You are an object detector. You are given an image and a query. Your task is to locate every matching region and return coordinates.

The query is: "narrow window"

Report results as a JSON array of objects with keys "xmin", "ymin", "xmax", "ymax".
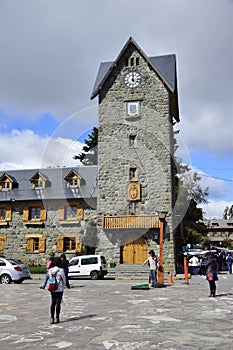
[
  {"xmin": 128, "ymin": 201, "xmax": 140, "ymax": 215},
  {"xmin": 129, "ymin": 135, "xmax": 136, "ymax": 147},
  {"xmin": 130, "ymin": 167, "xmax": 137, "ymax": 180},
  {"xmin": 136, "ymin": 57, "xmax": 140, "ymax": 66},
  {"xmin": 2, "ymin": 182, "xmax": 10, "ymax": 189},
  {"xmin": 0, "ymin": 208, "xmax": 6, "ymax": 220},
  {"xmin": 130, "ymin": 57, "xmax": 134, "ymax": 66},
  {"xmin": 33, "ymin": 238, "xmax": 40, "ymax": 251}
]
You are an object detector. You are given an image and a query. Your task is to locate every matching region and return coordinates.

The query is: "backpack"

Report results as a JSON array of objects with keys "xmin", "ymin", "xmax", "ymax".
[{"xmin": 48, "ymin": 271, "xmax": 58, "ymax": 292}]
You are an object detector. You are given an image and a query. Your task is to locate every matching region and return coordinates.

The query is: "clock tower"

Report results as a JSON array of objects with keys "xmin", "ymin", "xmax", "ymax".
[{"xmin": 91, "ymin": 37, "xmax": 180, "ymax": 271}]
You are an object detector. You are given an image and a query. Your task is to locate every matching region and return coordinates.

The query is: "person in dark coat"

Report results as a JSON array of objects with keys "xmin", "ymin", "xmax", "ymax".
[
  {"xmin": 205, "ymin": 256, "xmax": 218, "ymax": 297},
  {"xmin": 60, "ymin": 253, "xmax": 70, "ymax": 289}
]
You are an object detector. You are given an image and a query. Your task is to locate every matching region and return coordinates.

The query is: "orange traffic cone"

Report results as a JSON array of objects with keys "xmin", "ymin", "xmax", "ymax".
[{"xmin": 168, "ymin": 270, "xmax": 173, "ymax": 284}]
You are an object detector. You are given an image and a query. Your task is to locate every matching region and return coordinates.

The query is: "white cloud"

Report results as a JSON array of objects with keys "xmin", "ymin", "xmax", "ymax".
[
  {"xmin": 0, "ymin": 129, "xmax": 83, "ymax": 170},
  {"xmin": 201, "ymin": 200, "xmax": 232, "ymax": 219}
]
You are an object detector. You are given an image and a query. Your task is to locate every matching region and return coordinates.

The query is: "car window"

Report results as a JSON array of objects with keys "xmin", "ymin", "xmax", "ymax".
[
  {"xmin": 69, "ymin": 258, "xmax": 79, "ymax": 266},
  {"xmin": 81, "ymin": 257, "xmax": 98, "ymax": 265},
  {"xmin": 6, "ymin": 259, "xmax": 21, "ymax": 265},
  {"xmin": 0, "ymin": 260, "xmax": 6, "ymax": 266}
]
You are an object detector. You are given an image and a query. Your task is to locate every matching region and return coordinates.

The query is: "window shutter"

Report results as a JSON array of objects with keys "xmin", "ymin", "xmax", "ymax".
[
  {"xmin": 0, "ymin": 237, "xmax": 5, "ymax": 252},
  {"xmin": 40, "ymin": 207, "xmax": 46, "ymax": 221},
  {"xmin": 76, "ymin": 202, "xmax": 83, "ymax": 220},
  {"xmin": 5, "ymin": 207, "xmax": 12, "ymax": 221},
  {"xmin": 38, "ymin": 237, "xmax": 46, "ymax": 252},
  {"xmin": 75, "ymin": 237, "xmax": 82, "ymax": 253},
  {"xmin": 57, "ymin": 237, "xmax": 64, "ymax": 252},
  {"xmin": 26, "ymin": 238, "xmax": 34, "ymax": 252},
  {"xmin": 23, "ymin": 207, "xmax": 29, "ymax": 221},
  {"xmin": 58, "ymin": 206, "xmax": 65, "ymax": 220}
]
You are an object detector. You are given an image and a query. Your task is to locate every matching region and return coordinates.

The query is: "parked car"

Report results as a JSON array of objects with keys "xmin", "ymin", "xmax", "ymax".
[
  {"xmin": 68, "ymin": 255, "xmax": 108, "ymax": 280},
  {"xmin": 0, "ymin": 257, "xmax": 31, "ymax": 284}
]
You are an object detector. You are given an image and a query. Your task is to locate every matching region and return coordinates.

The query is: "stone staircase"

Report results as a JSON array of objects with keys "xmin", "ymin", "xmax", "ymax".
[{"xmin": 107, "ymin": 264, "xmax": 157, "ymax": 280}]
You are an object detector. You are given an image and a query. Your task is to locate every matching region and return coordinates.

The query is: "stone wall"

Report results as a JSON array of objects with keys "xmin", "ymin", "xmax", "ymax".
[{"xmin": 0, "ymin": 200, "xmax": 96, "ymax": 265}]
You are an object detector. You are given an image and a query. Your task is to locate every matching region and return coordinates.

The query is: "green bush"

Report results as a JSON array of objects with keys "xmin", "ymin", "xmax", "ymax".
[{"xmin": 29, "ymin": 266, "xmax": 46, "ymax": 274}]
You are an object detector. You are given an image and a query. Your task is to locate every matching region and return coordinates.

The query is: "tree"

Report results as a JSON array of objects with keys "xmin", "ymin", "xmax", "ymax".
[
  {"xmin": 175, "ymin": 163, "xmax": 209, "ymax": 251},
  {"xmin": 223, "ymin": 205, "xmax": 233, "ymax": 219},
  {"xmin": 73, "ymin": 127, "xmax": 98, "ymax": 165}
]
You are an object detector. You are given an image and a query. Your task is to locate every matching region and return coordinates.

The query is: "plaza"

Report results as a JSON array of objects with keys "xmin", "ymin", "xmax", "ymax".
[{"xmin": 0, "ymin": 273, "xmax": 233, "ymax": 349}]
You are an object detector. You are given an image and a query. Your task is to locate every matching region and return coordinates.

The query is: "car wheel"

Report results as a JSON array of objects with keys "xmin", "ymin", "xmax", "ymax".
[
  {"xmin": 90, "ymin": 271, "xmax": 99, "ymax": 280},
  {"xmin": 0, "ymin": 274, "xmax": 12, "ymax": 284}
]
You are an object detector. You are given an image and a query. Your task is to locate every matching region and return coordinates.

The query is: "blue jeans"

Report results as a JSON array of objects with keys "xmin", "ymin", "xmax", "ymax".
[
  {"xmin": 227, "ymin": 263, "xmax": 232, "ymax": 274},
  {"xmin": 41, "ymin": 273, "xmax": 49, "ymax": 288},
  {"xmin": 149, "ymin": 269, "xmax": 157, "ymax": 287},
  {"xmin": 192, "ymin": 266, "xmax": 199, "ymax": 276}
]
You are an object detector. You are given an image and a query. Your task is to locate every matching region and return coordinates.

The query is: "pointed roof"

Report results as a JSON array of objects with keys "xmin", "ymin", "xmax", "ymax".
[
  {"xmin": 90, "ymin": 37, "xmax": 178, "ymax": 99},
  {"xmin": 64, "ymin": 169, "xmax": 82, "ymax": 181},
  {"xmin": 0, "ymin": 172, "xmax": 18, "ymax": 184},
  {"xmin": 29, "ymin": 171, "xmax": 49, "ymax": 183}
]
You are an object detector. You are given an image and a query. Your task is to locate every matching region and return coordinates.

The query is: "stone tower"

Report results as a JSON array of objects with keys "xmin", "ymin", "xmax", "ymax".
[{"xmin": 91, "ymin": 38, "xmax": 180, "ymax": 272}]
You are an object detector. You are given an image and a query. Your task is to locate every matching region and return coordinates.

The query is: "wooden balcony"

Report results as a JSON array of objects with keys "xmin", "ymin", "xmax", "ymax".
[{"xmin": 102, "ymin": 215, "xmax": 160, "ymax": 229}]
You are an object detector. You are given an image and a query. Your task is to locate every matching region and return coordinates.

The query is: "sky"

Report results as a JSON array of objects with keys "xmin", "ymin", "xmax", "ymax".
[{"xmin": 0, "ymin": 0, "xmax": 232, "ymax": 219}]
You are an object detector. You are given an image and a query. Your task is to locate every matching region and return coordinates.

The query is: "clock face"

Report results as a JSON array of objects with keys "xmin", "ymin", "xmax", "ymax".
[{"xmin": 124, "ymin": 71, "xmax": 142, "ymax": 88}]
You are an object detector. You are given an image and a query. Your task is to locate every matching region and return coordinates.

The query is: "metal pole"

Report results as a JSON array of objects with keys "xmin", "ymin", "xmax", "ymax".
[
  {"xmin": 158, "ymin": 219, "xmax": 164, "ymax": 284},
  {"xmin": 184, "ymin": 253, "xmax": 189, "ymax": 284}
]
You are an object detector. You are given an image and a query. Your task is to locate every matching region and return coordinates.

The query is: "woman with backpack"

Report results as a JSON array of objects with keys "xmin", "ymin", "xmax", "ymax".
[
  {"xmin": 48, "ymin": 257, "xmax": 66, "ymax": 324},
  {"xmin": 205, "ymin": 255, "xmax": 218, "ymax": 297}
]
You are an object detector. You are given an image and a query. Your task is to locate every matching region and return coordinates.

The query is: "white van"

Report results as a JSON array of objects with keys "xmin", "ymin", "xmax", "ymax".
[{"xmin": 68, "ymin": 255, "xmax": 108, "ymax": 280}]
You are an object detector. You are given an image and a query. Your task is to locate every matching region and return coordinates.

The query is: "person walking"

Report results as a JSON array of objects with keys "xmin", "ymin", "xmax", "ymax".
[
  {"xmin": 189, "ymin": 255, "xmax": 199, "ymax": 276},
  {"xmin": 48, "ymin": 257, "xmax": 66, "ymax": 324},
  {"xmin": 60, "ymin": 253, "xmax": 70, "ymax": 289},
  {"xmin": 40, "ymin": 253, "xmax": 54, "ymax": 289},
  {"xmin": 143, "ymin": 250, "xmax": 158, "ymax": 287},
  {"xmin": 226, "ymin": 253, "xmax": 233, "ymax": 274},
  {"xmin": 205, "ymin": 256, "xmax": 218, "ymax": 297}
]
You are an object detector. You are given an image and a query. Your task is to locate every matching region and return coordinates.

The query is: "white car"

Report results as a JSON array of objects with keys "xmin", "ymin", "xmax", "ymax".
[
  {"xmin": 0, "ymin": 257, "xmax": 31, "ymax": 284},
  {"xmin": 68, "ymin": 255, "xmax": 108, "ymax": 280}
]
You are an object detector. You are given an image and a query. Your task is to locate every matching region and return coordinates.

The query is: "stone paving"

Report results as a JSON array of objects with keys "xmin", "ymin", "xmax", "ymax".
[{"xmin": 0, "ymin": 274, "xmax": 233, "ymax": 350}]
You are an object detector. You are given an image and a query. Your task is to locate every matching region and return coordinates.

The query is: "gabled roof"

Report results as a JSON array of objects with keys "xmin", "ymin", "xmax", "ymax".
[
  {"xmin": 0, "ymin": 172, "xmax": 18, "ymax": 184},
  {"xmin": 91, "ymin": 37, "xmax": 177, "ymax": 99},
  {"xmin": 0, "ymin": 166, "xmax": 97, "ymax": 202},
  {"xmin": 64, "ymin": 169, "xmax": 82, "ymax": 181},
  {"xmin": 29, "ymin": 171, "xmax": 50, "ymax": 183}
]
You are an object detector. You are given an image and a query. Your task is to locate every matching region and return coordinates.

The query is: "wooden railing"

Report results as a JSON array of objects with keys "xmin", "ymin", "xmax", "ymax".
[{"xmin": 102, "ymin": 215, "xmax": 160, "ymax": 229}]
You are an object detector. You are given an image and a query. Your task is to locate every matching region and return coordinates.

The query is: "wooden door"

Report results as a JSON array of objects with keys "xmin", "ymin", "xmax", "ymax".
[{"xmin": 122, "ymin": 237, "xmax": 148, "ymax": 264}]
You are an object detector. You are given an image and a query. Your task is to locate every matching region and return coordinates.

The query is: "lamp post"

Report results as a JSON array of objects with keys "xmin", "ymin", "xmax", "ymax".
[{"xmin": 158, "ymin": 211, "xmax": 167, "ymax": 285}]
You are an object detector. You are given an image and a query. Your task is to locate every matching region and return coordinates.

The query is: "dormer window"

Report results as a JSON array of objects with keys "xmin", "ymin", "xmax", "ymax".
[
  {"xmin": 68, "ymin": 179, "xmax": 79, "ymax": 188},
  {"xmin": 0, "ymin": 173, "xmax": 17, "ymax": 191},
  {"xmin": 30, "ymin": 172, "xmax": 48, "ymax": 190},
  {"xmin": 65, "ymin": 170, "xmax": 81, "ymax": 189},
  {"xmin": 35, "ymin": 180, "xmax": 44, "ymax": 188}
]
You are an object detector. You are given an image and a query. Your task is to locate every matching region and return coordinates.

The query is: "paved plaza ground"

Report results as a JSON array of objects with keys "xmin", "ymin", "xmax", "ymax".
[{"xmin": 0, "ymin": 273, "xmax": 233, "ymax": 350}]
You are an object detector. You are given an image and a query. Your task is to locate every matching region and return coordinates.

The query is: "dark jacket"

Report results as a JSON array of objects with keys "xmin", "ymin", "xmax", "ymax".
[{"xmin": 205, "ymin": 258, "xmax": 218, "ymax": 281}]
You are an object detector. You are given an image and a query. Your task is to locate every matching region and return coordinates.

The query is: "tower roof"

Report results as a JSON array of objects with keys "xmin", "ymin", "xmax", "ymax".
[{"xmin": 91, "ymin": 37, "xmax": 178, "ymax": 100}]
